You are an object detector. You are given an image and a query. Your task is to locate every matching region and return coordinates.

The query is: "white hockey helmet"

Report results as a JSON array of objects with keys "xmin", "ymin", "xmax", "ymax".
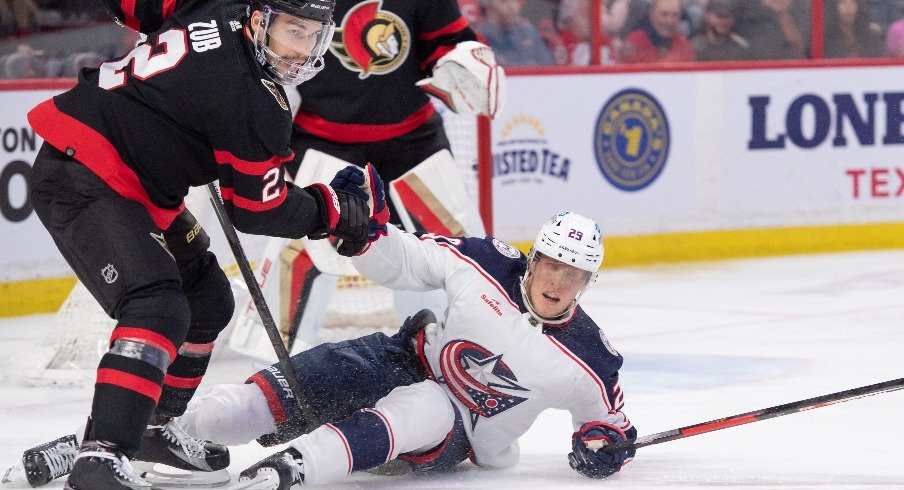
[
  {"xmin": 521, "ymin": 211, "xmax": 604, "ymax": 324},
  {"xmin": 531, "ymin": 211, "xmax": 604, "ymax": 274},
  {"xmin": 250, "ymin": 0, "xmax": 336, "ymax": 86}
]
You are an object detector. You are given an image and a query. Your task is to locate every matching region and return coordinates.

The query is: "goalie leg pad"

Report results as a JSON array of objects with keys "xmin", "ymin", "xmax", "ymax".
[{"xmin": 389, "ymin": 149, "xmax": 486, "ymax": 236}]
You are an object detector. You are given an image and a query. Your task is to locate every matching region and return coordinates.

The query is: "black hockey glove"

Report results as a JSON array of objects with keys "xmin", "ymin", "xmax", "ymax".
[
  {"xmin": 303, "ymin": 183, "xmax": 369, "ymax": 257},
  {"xmin": 329, "ymin": 164, "xmax": 390, "ymax": 243},
  {"xmin": 568, "ymin": 422, "xmax": 629, "ymax": 479}
]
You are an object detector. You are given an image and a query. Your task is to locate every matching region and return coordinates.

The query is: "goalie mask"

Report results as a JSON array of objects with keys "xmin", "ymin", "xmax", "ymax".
[
  {"xmin": 520, "ymin": 212, "xmax": 604, "ymax": 324},
  {"xmin": 250, "ymin": 0, "xmax": 336, "ymax": 86}
]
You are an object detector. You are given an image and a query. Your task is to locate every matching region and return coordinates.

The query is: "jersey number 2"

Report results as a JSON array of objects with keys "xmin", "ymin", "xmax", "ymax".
[{"xmin": 99, "ymin": 29, "xmax": 189, "ymax": 90}]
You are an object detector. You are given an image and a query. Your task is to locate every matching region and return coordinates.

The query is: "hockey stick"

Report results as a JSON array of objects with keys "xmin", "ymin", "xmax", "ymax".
[
  {"xmin": 206, "ymin": 183, "xmax": 321, "ymax": 428},
  {"xmin": 601, "ymin": 377, "xmax": 904, "ymax": 454}
]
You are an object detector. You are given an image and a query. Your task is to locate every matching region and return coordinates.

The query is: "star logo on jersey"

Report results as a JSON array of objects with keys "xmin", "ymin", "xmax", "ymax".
[
  {"xmin": 439, "ymin": 340, "xmax": 529, "ymax": 429},
  {"xmin": 330, "ymin": 0, "xmax": 410, "ymax": 78}
]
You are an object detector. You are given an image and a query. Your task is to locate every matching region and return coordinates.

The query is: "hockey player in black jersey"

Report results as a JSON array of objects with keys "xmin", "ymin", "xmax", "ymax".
[
  {"xmin": 25, "ymin": 0, "xmax": 370, "ymax": 488},
  {"xmin": 246, "ymin": 0, "xmax": 507, "ymax": 361}
]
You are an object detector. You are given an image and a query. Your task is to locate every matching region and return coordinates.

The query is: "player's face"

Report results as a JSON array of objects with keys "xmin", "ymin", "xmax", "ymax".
[
  {"xmin": 259, "ymin": 12, "xmax": 324, "ymax": 63},
  {"xmin": 527, "ymin": 254, "xmax": 591, "ymax": 319},
  {"xmin": 837, "ymin": 0, "xmax": 858, "ymax": 26}
]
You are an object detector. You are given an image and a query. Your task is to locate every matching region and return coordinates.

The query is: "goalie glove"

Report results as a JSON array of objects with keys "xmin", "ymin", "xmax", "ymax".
[
  {"xmin": 416, "ymin": 41, "xmax": 505, "ymax": 118},
  {"xmin": 567, "ymin": 422, "xmax": 629, "ymax": 479}
]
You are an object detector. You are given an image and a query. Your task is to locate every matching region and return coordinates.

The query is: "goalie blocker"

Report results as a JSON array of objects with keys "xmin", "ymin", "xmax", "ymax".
[{"xmin": 228, "ymin": 149, "xmax": 485, "ymax": 360}]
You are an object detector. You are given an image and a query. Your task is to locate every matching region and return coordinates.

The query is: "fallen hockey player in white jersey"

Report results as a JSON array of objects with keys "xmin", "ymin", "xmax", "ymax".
[{"xmin": 176, "ymin": 165, "xmax": 637, "ymax": 488}]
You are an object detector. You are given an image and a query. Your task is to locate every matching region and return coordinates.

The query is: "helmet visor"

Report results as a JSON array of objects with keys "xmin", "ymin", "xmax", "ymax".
[
  {"xmin": 531, "ymin": 253, "xmax": 593, "ymax": 293},
  {"xmin": 255, "ymin": 7, "xmax": 335, "ymax": 85}
]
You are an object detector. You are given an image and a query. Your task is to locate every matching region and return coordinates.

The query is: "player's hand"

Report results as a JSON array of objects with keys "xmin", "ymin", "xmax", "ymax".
[
  {"xmin": 304, "ymin": 183, "xmax": 369, "ymax": 256},
  {"xmin": 567, "ymin": 422, "xmax": 629, "ymax": 479},
  {"xmin": 330, "ymin": 164, "xmax": 389, "ymax": 243}
]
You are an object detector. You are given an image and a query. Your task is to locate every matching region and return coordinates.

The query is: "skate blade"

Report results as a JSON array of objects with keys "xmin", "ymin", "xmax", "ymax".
[
  {"xmin": 135, "ymin": 463, "xmax": 231, "ymax": 488},
  {"xmin": 223, "ymin": 472, "xmax": 282, "ymax": 490},
  {"xmin": 1, "ymin": 463, "xmax": 26, "ymax": 485}
]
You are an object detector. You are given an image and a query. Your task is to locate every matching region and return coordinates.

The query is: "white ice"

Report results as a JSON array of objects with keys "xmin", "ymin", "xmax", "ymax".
[{"xmin": 2, "ymin": 250, "xmax": 903, "ymax": 488}]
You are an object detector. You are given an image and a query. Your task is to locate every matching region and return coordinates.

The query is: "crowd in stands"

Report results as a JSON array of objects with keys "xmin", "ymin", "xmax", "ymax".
[
  {"xmin": 465, "ymin": 0, "xmax": 904, "ymax": 66},
  {"xmin": 3, "ymin": 0, "xmax": 904, "ymax": 78},
  {"xmin": 0, "ymin": 0, "xmax": 121, "ymax": 78}
]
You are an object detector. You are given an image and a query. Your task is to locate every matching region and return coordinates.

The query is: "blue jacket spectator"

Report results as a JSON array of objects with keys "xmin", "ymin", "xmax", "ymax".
[{"xmin": 475, "ymin": 0, "xmax": 554, "ymax": 66}]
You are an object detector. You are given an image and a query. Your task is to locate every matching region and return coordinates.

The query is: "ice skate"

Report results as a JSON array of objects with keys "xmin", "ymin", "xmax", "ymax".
[
  {"xmin": 132, "ymin": 418, "xmax": 231, "ymax": 487},
  {"xmin": 64, "ymin": 440, "xmax": 151, "ymax": 490},
  {"xmin": 1, "ymin": 434, "xmax": 78, "ymax": 487},
  {"xmin": 234, "ymin": 448, "xmax": 304, "ymax": 490}
]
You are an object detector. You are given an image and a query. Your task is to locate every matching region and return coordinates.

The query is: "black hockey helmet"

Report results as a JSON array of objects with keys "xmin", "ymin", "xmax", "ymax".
[
  {"xmin": 249, "ymin": 0, "xmax": 337, "ymax": 85},
  {"xmin": 252, "ymin": 0, "xmax": 336, "ymax": 24}
]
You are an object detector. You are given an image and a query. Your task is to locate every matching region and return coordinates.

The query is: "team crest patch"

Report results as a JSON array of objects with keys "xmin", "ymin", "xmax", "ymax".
[
  {"xmin": 594, "ymin": 88, "xmax": 670, "ymax": 191},
  {"xmin": 492, "ymin": 238, "xmax": 521, "ymax": 259},
  {"xmin": 260, "ymin": 79, "xmax": 289, "ymax": 111},
  {"xmin": 438, "ymin": 340, "xmax": 529, "ymax": 429},
  {"xmin": 600, "ymin": 331, "xmax": 619, "ymax": 356},
  {"xmin": 330, "ymin": 0, "xmax": 410, "ymax": 78}
]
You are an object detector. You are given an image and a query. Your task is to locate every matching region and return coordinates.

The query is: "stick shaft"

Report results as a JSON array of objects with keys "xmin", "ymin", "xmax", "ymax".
[
  {"xmin": 206, "ymin": 183, "xmax": 320, "ymax": 428},
  {"xmin": 604, "ymin": 377, "xmax": 904, "ymax": 453}
]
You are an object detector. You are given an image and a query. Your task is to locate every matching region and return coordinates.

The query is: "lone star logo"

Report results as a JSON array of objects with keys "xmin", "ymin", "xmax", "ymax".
[{"xmin": 439, "ymin": 340, "xmax": 528, "ymax": 429}]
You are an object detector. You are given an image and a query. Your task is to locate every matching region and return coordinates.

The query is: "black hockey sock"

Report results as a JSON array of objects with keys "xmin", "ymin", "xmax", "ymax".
[
  {"xmin": 90, "ymin": 351, "xmax": 166, "ymax": 456},
  {"xmin": 155, "ymin": 341, "xmax": 214, "ymax": 418}
]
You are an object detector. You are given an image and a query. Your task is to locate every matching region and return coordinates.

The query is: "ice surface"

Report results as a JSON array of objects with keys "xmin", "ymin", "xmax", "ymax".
[{"xmin": 2, "ymin": 250, "xmax": 903, "ymax": 488}]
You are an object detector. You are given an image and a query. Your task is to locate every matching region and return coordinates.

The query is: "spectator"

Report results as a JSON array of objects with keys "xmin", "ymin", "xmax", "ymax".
[
  {"xmin": 475, "ymin": 0, "xmax": 554, "ymax": 66},
  {"xmin": 680, "ymin": 0, "xmax": 706, "ymax": 37},
  {"xmin": 1, "ymin": 44, "xmax": 47, "ymax": 78},
  {"xmin": 824, "ymin": 0, "xmax": 883, "ymax": 58},
  {"xmin": 620, "ymin": 0, "xmax": 695, "ymax": 63},
  {"xmin": 556, "ymin": 0, "xmax": 628, "ymax": 65},
  {"xmin": 1, "ymin": 1, "xmax": 14, "ymax": 38},
  {"xmin": 884, "ymin": 0, "xmax": 904, "ymax": 55},
  {"xmin": 734, "ymin": 0, "xmax": 811, "ymax": 60},
  {"xmin": 4, "ymin": 0, "xmax": 40, "ymax": 34},
  {"xmin": 691, "ymin": 0, "xmax": 750, "ymax": 61},
  {"xmin": 458, "ymin": 0, "xmax": 484, "ymax": 26},
  {"xmin": 862, "ymin": 0, "xmax": 898, "ymax": 32},
  {"xmin": 619, "ymin": 0, "xmax": 652, "ymax": 38}
]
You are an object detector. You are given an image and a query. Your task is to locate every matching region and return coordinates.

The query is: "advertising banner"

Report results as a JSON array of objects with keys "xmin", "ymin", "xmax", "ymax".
[
  {"xmin": 491, "ymin": 66, "xmax": 904, "ymax": 243},
  {"xmin": 0, "ymin": 87, "xmax": 68, "ymax": 281}
]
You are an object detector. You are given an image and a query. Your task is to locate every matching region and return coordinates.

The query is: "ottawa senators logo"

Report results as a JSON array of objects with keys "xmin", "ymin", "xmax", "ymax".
[{"xmin": 330, "ymin": 0, "xmax": 410, "ymax": 78}]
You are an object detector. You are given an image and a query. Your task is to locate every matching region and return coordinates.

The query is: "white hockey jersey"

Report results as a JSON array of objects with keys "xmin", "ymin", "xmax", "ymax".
[{"xmin": 352, "ymin": 226, "xmax": 634, "ymax": 465}]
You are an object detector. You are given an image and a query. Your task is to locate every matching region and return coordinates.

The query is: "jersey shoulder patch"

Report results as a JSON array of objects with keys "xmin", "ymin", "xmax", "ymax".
[{"xmin": 492, "ymin": 238, "xmax": 521, "ymax": 259}]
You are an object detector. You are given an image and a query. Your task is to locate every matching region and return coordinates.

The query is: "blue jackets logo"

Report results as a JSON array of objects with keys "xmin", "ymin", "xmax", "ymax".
[
  {"xmin": 493, "ymin": 114, "xmax": 571, "ymax": 185},
  {"xmin": 594, "ymin": 88, "xmax": 670, "ymax": 191}
]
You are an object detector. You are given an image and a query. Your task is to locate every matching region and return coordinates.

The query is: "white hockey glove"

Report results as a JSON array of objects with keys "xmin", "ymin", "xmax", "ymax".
[{"xmin": 416, "ymin": 41, "xmax": 505, "ymax": 118}]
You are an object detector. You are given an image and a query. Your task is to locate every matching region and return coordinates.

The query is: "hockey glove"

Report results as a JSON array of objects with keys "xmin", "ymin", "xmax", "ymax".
[
  {"xmin": 303, "ymin": 183, "xmax": 369, "ymax": 256},
  {"xmin": 567, "ymin": 422, "xmax": 628, "ymax": 479},
  {"xmin": 416, "ymin": 41, "xmax": 505, "ymax": 118},
  {"xmin": 329, "ymin": 164, "xmax": 389, "ymax": 243}
]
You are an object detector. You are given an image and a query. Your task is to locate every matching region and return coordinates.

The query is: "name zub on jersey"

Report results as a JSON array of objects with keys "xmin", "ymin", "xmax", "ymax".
[{"xmin": 188, "ymin": 20, "xmax": 222, "ymax": 53}]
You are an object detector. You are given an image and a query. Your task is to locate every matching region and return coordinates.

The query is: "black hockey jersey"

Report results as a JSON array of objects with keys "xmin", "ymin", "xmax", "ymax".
[
  {"xmin": 293, "ymin": 0, "xmax": 476, "ymax": 142},
  {"xmin": 28, "ymin": 0, "xmax": 323, "ymax": 237}
]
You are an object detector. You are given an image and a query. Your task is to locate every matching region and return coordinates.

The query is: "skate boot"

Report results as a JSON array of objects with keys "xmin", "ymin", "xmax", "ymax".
[
  {"xmin": 134, "ymin": 418, "xmax": 230, "ymax": 472},
  {"xmin": 1, "ymin": 433, "xmax": 78, "ymax": 487},
  {"xmin": 236, "ymin": 447, "xmax": 305, "ymax": 490},
  {"xmin": 64, "ymin": 440, "xmax": 151, "ymax": 490}
]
